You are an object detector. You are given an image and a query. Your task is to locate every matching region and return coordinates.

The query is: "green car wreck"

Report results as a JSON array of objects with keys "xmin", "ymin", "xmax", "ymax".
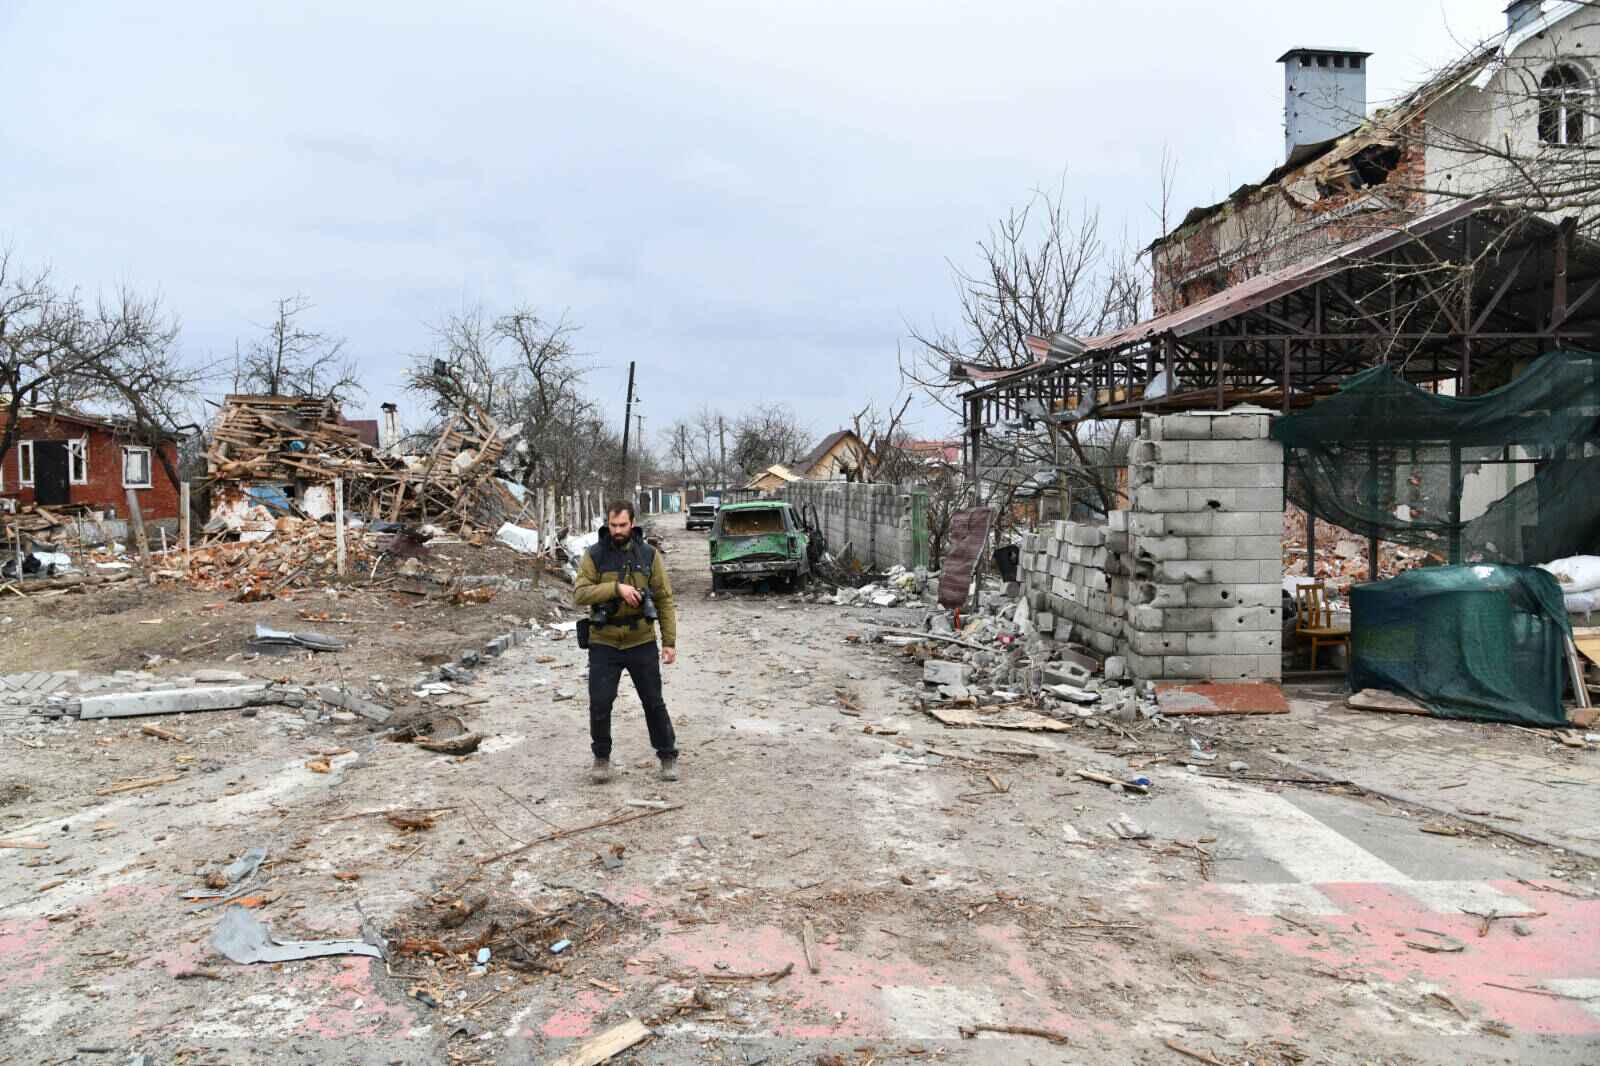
[{"xmin": 708, "ymin": 500, "xmax": 815, "ymax": 592}]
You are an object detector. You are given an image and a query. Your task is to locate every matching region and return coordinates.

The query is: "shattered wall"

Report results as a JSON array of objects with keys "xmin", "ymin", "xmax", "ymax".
[
  {"xmin": 1018, "ymin": 408, "xmax": 1285, "ymax": 681},
  {"xmin": 778, "ymin": 481, "xmax": 919, "ymax": 571},
  {"xmin": 1019, "ymin": 514, "xmax": 1133, "ymax": 658}
]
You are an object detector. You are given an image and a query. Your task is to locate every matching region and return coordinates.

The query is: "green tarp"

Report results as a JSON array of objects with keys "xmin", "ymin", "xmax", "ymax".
[
  {"xmin": 1272, "ymin": 349, "xmax": 1600, "ymax": 565},
  {"xmin": 1349, "ymin": 564, "xmax": 1572, "ymax": 726}
]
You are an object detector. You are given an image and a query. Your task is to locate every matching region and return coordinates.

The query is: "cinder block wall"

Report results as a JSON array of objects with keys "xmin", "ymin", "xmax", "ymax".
[
  {"xmin": 1019, "ymin": 513, "xmax": 1132, "ymax": 657},
  {"xmin": 1126, "ymin": 409, "xmax": 1284, "ymax": 681},
  {"xmin": 778, "ymin": 482, "xmax": 917, "ymax": 570},
  {"xmin": 1016, "ymin": 407, "xmax": 1284, "ymax": 681}
]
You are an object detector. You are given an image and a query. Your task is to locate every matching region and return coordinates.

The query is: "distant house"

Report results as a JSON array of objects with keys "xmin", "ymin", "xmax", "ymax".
[
  {"xmin": 745, "ymin": 464, "xmax": 800, "ymax": 494},
  {"xmin": 897, "ymin": 439, "xmax": 961, "ymax": 469},
  {"xmin": 793, "ymin": 430, "xmax": 872, "ymax": 481},
  {"xmin": 1, "ymin": 408, "xmax": 181, "ymax": 520}
]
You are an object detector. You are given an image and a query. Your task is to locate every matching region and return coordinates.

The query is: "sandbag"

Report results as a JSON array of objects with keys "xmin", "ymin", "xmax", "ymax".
[
  {"xmin": 1566, "ymin": 590, "xmax": 1600, "ymax": 614},
  {"xmin": 1539, "ymin": 555, "xmax": 1600, "ymax": 594}
]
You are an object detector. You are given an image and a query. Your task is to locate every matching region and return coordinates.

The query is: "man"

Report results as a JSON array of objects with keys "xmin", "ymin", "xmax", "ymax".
[{"xmin": 574, "ymin": 501, "xmax": 679, "ymax": 783}]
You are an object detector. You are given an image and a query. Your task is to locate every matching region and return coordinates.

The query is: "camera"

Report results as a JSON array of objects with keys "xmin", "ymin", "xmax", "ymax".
[{"xmin": 591, "ymin": 582, "xmax": 656, "ymax": 626}]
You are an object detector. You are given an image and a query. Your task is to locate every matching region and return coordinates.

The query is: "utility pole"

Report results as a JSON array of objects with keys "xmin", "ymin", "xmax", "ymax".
[
  {"xmin": 619, "ymin": 360, "xmax": 636, "ymax": 497},
  {"xmin": 678, "ymin": 425, "xmax": 689, "ymax": 507},
  {"xmin": 634, "ymin": 413, "xmax": 645, "ymax": 505},
  {"xmin": 718, "ymin": 415, "xmax": 727, "ymax": 497}
]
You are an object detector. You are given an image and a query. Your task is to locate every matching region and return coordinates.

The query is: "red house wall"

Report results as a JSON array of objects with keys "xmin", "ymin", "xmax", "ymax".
[{"xmin": 4, "ymin": 418, "xmax": 181, "ymax": 521}]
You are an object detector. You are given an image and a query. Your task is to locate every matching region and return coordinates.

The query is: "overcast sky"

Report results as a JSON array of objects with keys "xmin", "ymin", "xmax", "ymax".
[{"xmin": 2, "ymin": 1, "xmax": 1508, "ymax": 451}]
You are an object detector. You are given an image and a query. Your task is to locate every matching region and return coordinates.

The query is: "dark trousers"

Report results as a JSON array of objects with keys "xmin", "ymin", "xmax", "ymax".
[{"xmin": 588, "ymin": 640, "xmax": 677, "ymax": 760}]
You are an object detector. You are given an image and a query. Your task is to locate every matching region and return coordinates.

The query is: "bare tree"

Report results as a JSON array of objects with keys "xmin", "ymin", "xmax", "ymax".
[
  {"xmin": 848, "ymin": 395, "xmax": 913, "ymax": 483},
  {"xmin": 904, "ymin": 180, "xmax": 1148, "ymax": 519},
  {"xmin": 0, "ymin": 251, "xmax": 205, "ymax": 488},
  {"xmin": 730, "ymin": 403, "xmax": 811, "ymax": 478},
  {"xmin": 234, "ymin": 295, "xmax": 361, "ymax": 403}
]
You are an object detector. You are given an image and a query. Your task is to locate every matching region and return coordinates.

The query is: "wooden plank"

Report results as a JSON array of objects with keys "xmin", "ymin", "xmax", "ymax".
[
  {"xmin": 801, "ymin": 920, "xmax": 820, "ymax": 973},
  {"xmin": 1347, "ymin": 688, "xmax": 1431, "ymax": 716},
  {"xmin": 544, "ymin": 1019, "xmax": 651, "ymax": 1066}
]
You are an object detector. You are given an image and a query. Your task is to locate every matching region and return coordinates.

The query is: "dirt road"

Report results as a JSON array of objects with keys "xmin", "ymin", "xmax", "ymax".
[{"xmin": 2, "ymin": 524, "xmax": 1598, "ymax": 1064}]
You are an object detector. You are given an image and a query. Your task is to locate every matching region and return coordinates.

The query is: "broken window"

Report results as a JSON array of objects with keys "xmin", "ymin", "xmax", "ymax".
[
  {"xmin": 122, "ymin": 446, "xmax": 152, "ymax": 489},
  {"xmin": 718, "ymin": 508, "xmax": 786, "ymax": 536},
  {"xmin": 1539, "ymin": 64, "xmax": 1589, "ymax": 146},
  {"xmin": 18, "ymin": 441, "xmax": 33, "ymax": 486},
  {"xmin": 68, "ymin": 438, "xmax": 87, "ymax": 485}
]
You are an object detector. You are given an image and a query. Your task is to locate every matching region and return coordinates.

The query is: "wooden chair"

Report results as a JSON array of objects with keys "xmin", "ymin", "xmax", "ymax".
[{"xmin": 1295, "ymin": 580, "xmax": 1351, "ymax": 670}]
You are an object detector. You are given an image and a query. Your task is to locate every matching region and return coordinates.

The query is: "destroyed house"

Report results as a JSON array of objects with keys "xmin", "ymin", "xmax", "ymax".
[
  {"xmin": 1152, "ymin": 3, "xmax": 1598, "ymax": 313},
  {"xmin": 955, "ymin": 4, "xmax": 1600, "ymax": 693},
  {"xmin": 1, "ymin": 408, "xmax": 180, "ymax": 520}
]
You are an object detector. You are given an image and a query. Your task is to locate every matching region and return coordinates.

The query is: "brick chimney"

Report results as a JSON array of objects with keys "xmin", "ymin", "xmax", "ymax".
[{"xmin": 1278, "ymin": 47, "xmax": 1372, "ymax": 162}]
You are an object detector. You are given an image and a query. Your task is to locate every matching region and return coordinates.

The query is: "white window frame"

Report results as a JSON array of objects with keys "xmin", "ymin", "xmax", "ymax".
[
  {"xmin": 1540, "ymin": 63, "xmax": 1591, "ymax": 147},
  {"xmin": 68, "ymin": 437, "xmax": 88, "ymax": 485},
  {"xmin": 122, "ymin": 446, "xmax": 153, "ymax": 489},
  {"xmin": 18, "ymin": 441, "xmax": 34, "ymax": 487}
]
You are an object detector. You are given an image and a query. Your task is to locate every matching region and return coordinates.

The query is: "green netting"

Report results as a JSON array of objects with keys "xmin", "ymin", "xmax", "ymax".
[
  {"xmin": 1348, "ymin": 564, "xmax": 1571, "ymax": 726},
  {"xmin": 1271, "ymin": 349, "xmax": 1600, "ymax": 564}
]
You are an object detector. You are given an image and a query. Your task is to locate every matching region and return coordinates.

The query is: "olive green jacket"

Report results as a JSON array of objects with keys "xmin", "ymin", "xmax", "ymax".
[{"xmin": 573, "ymin": 536, "xmax": 677, "ymax": 650}]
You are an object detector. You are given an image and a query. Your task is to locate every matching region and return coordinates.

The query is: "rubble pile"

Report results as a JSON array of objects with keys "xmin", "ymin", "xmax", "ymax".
[
  {"xmin": 207, "ymin": 394, "xmax": 523, "ymax": 534},
  {"xmin": 1282, "ymin": 506, "xmax": 1433, "ymax": 589},
  {"xmin": 176, "ymin": 515, "xmax": 379, "ymax": 598}
]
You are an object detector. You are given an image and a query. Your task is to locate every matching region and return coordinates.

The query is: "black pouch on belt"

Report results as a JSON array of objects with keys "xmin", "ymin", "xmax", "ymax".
[{"xmin": 576, "ymin": 618, "xmax": 591, "ymax": 649}]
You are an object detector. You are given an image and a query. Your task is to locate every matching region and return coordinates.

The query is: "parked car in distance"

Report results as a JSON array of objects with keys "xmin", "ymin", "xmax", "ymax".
[
  {"xmin": 708, "ymin": 500, "xmax": 811, "ymax": 592},
  {"xmin": 686, "ymin": 502, "xmax": 718, "ymax": 531}
]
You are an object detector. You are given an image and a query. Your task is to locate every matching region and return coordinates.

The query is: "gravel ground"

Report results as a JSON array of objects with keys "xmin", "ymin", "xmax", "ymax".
[{"xmin": 1, "ymin": 525, "xmax": 1597, "ymax": 1065}]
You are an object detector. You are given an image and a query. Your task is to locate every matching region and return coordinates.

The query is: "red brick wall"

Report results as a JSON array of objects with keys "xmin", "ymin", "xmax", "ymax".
[
  {"xmin": 3, "ymin": 419, "xmax": 181, "ymax": 520},
  {"xmin": 1152, "ymin": 118, "xmax": 1429, "ymax": 313}
]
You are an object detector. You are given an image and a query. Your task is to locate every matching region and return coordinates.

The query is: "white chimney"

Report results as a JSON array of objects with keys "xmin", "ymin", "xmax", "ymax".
[
  {"xmin": 379, "ymin": 402, "xmax": 399, "ymax": 452},
  {"xmin": 1278, "ymin": 47, "xmax": 1372, "ymax": 162}
]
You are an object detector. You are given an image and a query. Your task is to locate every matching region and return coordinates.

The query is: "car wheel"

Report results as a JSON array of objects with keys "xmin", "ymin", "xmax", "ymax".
[{"xmin": 711, "ymin": 573, "xmax": 725, "ymax": 592}]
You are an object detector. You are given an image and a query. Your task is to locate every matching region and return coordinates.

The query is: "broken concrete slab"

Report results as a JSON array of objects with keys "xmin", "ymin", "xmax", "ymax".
[
  {"xmin": 210, "ymin": 904, "xmax": 383, "ymax": 964},
  {"xmin": 921, "ymin": 704, "xmax": 1072, "ymax": 732},
  {"xmin": 1044, "ymin": 683, "xmax": 1099, "ymax": 705},
  {"xmin": 76, "ymin": 684, "xmax": 281, "ymax": 720},
  {"xmin": 315, "ymin": 685, "xmax": 394, "ymax": 724},
  {"xmin": 1346, "ymin": 688, "xmax": 1430, "ymax": 716},
  {"xmin": 923, "ymin": 660, "xmax": 972, "ymax": 687}
]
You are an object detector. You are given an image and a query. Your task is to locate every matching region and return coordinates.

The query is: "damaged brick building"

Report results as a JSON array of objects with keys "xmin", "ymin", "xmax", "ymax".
[{"xmin": 959, "ymin": 1, "xmax": 1600, "ymax": 684}]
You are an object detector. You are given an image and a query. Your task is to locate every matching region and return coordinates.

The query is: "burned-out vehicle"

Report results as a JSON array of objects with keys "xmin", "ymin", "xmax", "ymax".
[
  {"xmin": 708, "ymin": 500, "xmax": 814, "ymax": 591},
  {"xmin": 685, "ymin": 501, "xmax": 718, "ymax": 531}
]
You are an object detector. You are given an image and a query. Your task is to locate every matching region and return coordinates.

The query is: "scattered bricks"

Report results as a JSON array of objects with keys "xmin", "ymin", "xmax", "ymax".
[
  {"xmin": 1135, "ymin": 536, "xmax": 1188, "ymax": 562},
  {"xmin": 1083, "ymin": 630, "xmax": 1119, "ymax": 656},
  {"xmin": 1034, "ymin": 611, "xmax": 1055, "ymax": 634},
  {"xmin": 1129, "ymin": 512, "xmax": 1166, "ymax": 537},
  {"xmin": 1186, "ymin": 439, "xmax": 1283, "ymax": 465},
  {"xmin": 1045, "ymin": 649, "xmax": 1098, "ymax": 686},
  {"xmin": 316, "ymin": 685, "xmax": 394, "ymax": 724},
  {"xmin": 483, "ymin": 637, "xmax": 508, "ymax": 658},
  {"xmin": 923, "ymin": 660, "xmax": 972, "ymax": 687}
]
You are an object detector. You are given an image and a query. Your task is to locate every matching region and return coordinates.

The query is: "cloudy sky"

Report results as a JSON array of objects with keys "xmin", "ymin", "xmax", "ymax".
[{"xmin": 2, "ymin": 1, "xmax": 1507, "ymax": 451}]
